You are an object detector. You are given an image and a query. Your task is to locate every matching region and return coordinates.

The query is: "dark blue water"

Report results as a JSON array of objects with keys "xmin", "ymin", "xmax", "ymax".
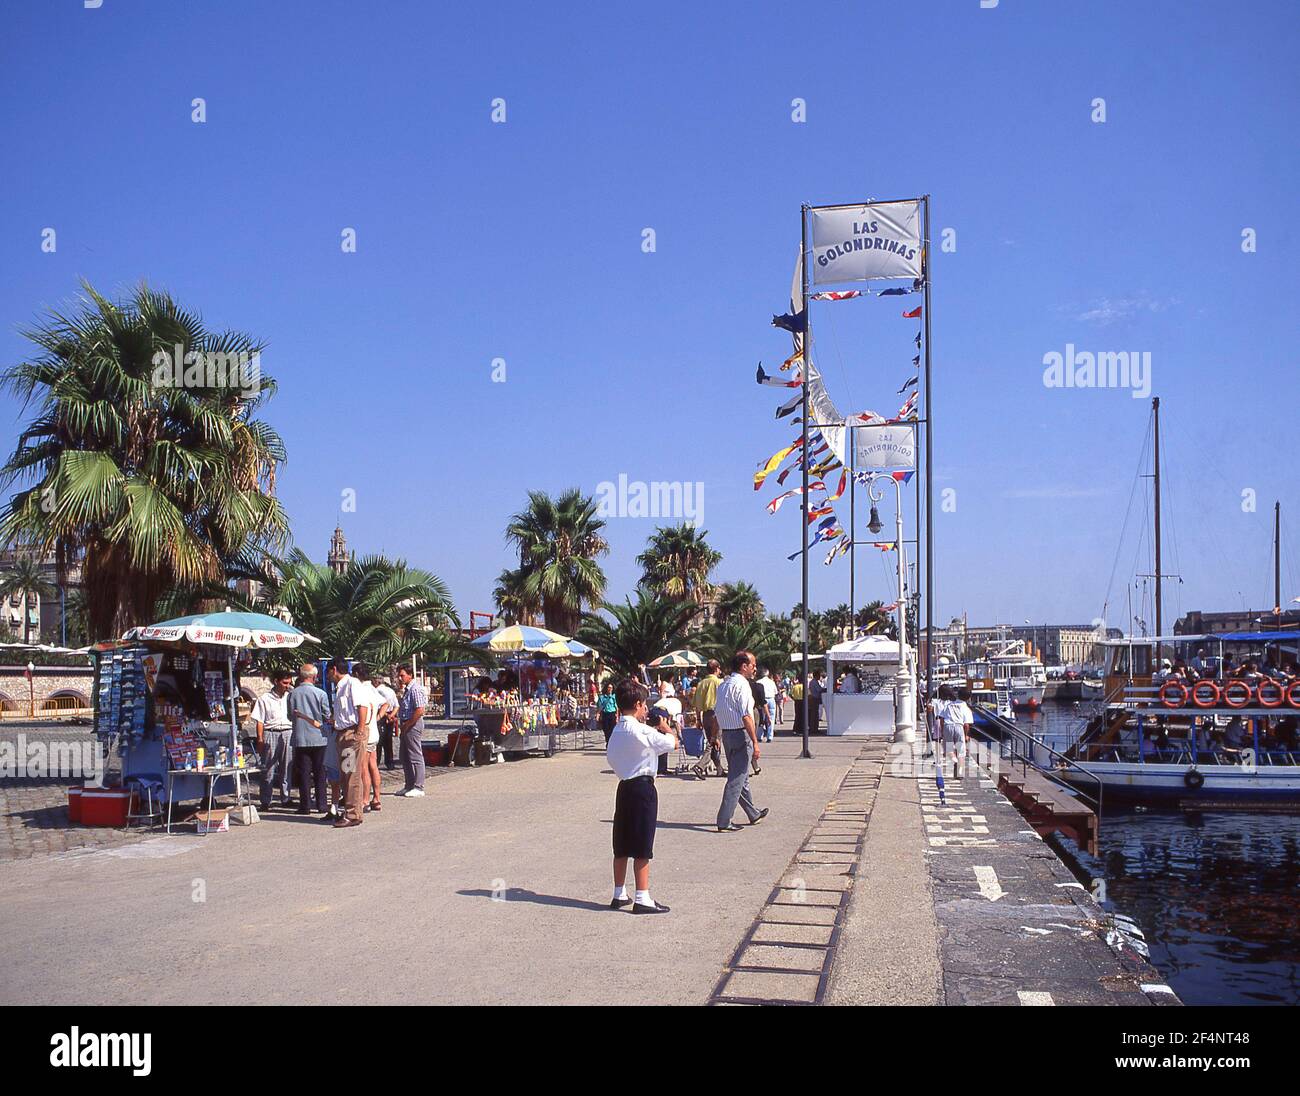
[{"xmin": 1022, "ymin": 703, "xmax": 1300, "ymax": 1006}]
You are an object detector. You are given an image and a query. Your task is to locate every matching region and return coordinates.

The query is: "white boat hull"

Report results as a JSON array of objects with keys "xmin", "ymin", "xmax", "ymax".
[{"xmin": 1061, "ymin": 761, "xmax": 1300, "ymax": 806}]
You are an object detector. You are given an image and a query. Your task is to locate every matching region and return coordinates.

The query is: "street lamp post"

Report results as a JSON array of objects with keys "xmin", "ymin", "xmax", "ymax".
[{"xmin": 864, "ymin": 474, "xmax": 915, "ymax": 743}]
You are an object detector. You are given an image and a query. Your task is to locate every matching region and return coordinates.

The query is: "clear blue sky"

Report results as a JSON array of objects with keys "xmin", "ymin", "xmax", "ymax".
[{"xmin": 2, "ymin": 0, "xmax": 1297, "ymax": 632}]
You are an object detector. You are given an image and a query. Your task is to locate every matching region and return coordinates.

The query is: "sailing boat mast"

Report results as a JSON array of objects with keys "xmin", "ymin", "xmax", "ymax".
[
  {"xmin": 1275, "ymin": 500, "xmax": 1282, "ymax": 622},
  {"xmin": 1152, "ymin": 396, "xmax": 1163, "ymax": 656}
]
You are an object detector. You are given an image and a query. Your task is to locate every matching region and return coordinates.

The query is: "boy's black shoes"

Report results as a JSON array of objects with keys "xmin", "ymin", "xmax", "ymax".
[
  {"xmin": 632, "ymin": 900, "xmax": 670, "ymax": 914},
  {"xmin": 609, "ymin": 896, "xmax": 631, "ymax": 909}
]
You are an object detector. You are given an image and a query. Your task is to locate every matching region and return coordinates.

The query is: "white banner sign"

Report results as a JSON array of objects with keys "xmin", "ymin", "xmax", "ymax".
[
  {"xmin": 854, "ymin": 423, "xmax": 916, "ymax": 472},
  {"xmin": 809, "ymin": 200, "xmax": 922, "ymax": 285}
]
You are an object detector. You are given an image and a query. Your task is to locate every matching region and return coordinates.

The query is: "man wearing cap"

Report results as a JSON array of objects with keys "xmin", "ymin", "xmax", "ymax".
[{"xmin": 605, "ymin": 678, "xmax": 678, "ymax": 914}]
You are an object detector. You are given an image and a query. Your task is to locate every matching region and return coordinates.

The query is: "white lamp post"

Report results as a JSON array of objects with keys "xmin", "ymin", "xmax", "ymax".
[{"xmin": 864, "ymin": 475, "xmax": 915, "ymax": 743}]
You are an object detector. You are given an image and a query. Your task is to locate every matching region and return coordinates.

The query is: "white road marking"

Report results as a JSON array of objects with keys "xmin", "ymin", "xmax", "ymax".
[
  {"xmin": 974, "ymin": 865, "xmax": 1005, "ymax": 901},
  {"xmin": 1017, "ymin": 991, "xmax": 1055, "ymax": 1006}
]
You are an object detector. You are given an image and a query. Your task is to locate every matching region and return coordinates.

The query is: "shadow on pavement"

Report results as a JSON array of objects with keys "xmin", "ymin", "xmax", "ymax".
[{"xmin": 456, "ymin": 888, "xmax": 609, "ymax": 912}]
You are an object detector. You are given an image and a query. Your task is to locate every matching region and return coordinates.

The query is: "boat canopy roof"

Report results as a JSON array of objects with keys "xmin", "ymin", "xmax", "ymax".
[{"xmin": 1100, "ymin": 631, "xmax": 1300, "ymax": 646}]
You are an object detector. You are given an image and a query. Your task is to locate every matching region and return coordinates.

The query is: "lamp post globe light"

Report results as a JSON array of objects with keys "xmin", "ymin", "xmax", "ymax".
[{"xmin": 864, "ymin": 474, "xmax": 915, "ymax": 744}]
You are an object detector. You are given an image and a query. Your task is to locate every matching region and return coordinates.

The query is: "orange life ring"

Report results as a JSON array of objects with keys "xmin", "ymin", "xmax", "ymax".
[
  {"xmin": 1288, "ymin": 681, "xmax": 1300, "ymax": 709},
  {"xmin": 1191, "ymin": 680, "xmax": 1221, "ymax": 708},
  {"xmin": 1256, "ymin": 680, "xmax": 1285, "ymax": 708},
  {"xmin": 1222, "ymin": 680, "xmax": 1252, "ymax": 708},
  {"xmin": 1159, "ymin": 680, "xmax": 1189, "ymax": 708}
]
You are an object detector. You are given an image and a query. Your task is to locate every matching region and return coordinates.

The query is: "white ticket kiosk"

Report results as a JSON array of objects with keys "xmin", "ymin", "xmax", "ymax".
[{"xmin": 824, "ymin": 635, "xmax": 912, "ymax": 736}]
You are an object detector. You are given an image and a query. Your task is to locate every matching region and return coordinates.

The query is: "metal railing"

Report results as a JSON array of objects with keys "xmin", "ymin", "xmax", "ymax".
[{"xmin": 971, "ymin": 704, "xmax": 1103, "ymax": 815}]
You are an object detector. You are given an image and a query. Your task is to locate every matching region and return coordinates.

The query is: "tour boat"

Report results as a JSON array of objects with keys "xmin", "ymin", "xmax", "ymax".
[
  {"xmin": 1059, "ymin": 633, "xmax": 1300, "ymax": 807},
  {"xmin": 965, "ymin": 644, "xmax": 1047, "ymax": 709}
]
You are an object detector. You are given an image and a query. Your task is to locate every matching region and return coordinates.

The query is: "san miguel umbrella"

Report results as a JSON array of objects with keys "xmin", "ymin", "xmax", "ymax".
[
  {"xmin": 122, "ymin": 610, "xmax": 318, "ymax": 759},
  {"xmin": 471, "ymin": 624, "xmax": 579, "ymax": 659},
  {"xmin": 647, "ymin": 649, "xmax": 705, "ymax": 670}
]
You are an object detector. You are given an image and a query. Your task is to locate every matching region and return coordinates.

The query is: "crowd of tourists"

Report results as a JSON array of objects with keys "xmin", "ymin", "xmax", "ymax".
[{"xmin": 247, "ymin": 658, "xmax": 428, "ymax": 828}]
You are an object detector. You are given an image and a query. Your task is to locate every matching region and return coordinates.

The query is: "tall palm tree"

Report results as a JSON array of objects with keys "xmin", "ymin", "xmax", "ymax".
[
  {"xmin": 504, "ymin": 489, "xmax": 608, "ymax": 636},
  {"xmin": 239, "ymin": 549, "xmax": 472, "ymax": 669},
  {"xmin": 636, "ymin": 523, "xmax": 722, "ymax": 605},
  {"xmin": 576, "ymin": 592, "xmax": 699, "ymax": 678},
  {"xmin": 715, "ymin": 581, "xmax": 764, "ymax": 627},
  {"xmin": 0, "ymin": 557, "xmax": 55, "ymax": 643},
  {"xmin": 697, "ymin": 613, "xmax": 793, "ymax": 673},
  {"xmin": 0, "ymin": 281, "xmax": 288, "ymax": 640},
  {"xmin": 492, "ymin": 566, "xmax": 541, "ymax": 626}
]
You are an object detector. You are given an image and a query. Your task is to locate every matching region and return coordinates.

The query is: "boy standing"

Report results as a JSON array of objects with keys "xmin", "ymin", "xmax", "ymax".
[{"xmin": 605, "ymin": 679, "xmax": 678, "ymax": 914}]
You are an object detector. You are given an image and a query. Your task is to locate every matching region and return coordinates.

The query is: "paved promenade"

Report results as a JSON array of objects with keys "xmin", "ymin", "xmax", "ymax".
[{"xmin": 0, "ymin": 726, "xmax": 1175, "ymax": 1006}]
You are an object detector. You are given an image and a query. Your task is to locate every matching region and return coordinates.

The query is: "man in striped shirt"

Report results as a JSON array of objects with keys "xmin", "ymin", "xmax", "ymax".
[{"xmin": 395, "ymin": 666, "xmax": 428, "ymax": 798}]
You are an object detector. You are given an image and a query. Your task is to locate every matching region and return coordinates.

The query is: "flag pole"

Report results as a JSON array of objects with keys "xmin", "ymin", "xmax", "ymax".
[
  {"xmin": 800, "ymin": 203, "xmax": 813, "ymax": 760},
  {"xmin": 922, "ymin": 194, "xmax": 934, "ymax": 706}
]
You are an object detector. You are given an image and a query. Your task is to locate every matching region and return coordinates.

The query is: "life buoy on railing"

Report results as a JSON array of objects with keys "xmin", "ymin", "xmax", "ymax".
[
  {"xmin": 1222, "ymin": 680, "xmax": 1253, "ymax": 708},
  {"xmin": 1288, "ymin": 681, "xmax": 1300, "ymax": 710},
  {"xmin": 1183, "ymin": 768, "xmax": 1205, "ymax": 790},
  {"xmin": 1159, "ymin": 680, "xmax": 1189, "ymax": 708},
  {"xmin": 1191, "ymin": 681, "xmax": 1221, "ymax": 708},
  {"xmin": 1256, "ymin": 680, "xmax": 1285, "ymax": 708}
]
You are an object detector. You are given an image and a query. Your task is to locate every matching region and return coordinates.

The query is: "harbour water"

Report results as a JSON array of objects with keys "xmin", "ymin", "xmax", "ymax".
[{"xmin": 1020, "ymin": 703, "xmax": 1300, "ymax": 1005}]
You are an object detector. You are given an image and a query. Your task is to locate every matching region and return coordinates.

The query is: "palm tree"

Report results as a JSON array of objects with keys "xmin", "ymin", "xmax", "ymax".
[
  {"xmin": 855, "ymin": 599, "xmax": 898, "ymax": 640},
  {"xmin": 504, "ymin": 489, "xmax": 608, "ymax": 636},
  {"xmin": 636, "ymin": 523, "xmax": 722, "ymax": 605},
  {"xmin": 492, "ymin": 566, "xmax": 541, "ymax": 626},
  {"xmin": 0, "ymin": 557, "xmax": 55, "ymax": 643},
  {"xmin": 0, "ymin": 281, "xmax": 289, "ymax": 640},
  {"xmin": 240, "ymin": 549, "xmax": 473, "ymax": 670},
  {"xmin": 576, "ymin": 592, "xmax": 699, "ymax": 678},
  {"xmin": 697, "ymin": 613, "xmax": 793, "ymax": 674},
  {"xmin": 715, "ymin": 581, "xmax": 764, "ymax": 627}
]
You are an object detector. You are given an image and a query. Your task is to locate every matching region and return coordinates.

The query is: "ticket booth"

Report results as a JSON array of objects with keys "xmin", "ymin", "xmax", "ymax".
[{"xmin": 824, "ymin": 635, "xmax": 912, "ymax": 736}]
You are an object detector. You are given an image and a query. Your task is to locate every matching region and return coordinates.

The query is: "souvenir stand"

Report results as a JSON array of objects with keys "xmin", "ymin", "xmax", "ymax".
[
  {"xmin": 98, "ymin": 611, "xmax": 315, "ymax": 831},
  {"xmin": 467, "ymin": 626, "xmax": 596, "ymax": 757}
]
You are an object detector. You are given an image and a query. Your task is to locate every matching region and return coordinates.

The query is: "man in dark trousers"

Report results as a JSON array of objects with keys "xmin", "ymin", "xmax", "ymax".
[{"xmin": 605, "ymin": 679, "xmax": 678, "ymax": 914}]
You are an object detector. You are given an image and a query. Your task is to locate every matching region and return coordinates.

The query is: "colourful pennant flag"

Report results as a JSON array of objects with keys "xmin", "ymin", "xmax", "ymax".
[
  {"xmin": 779, "ymin": 348, "xmax": 804, "ymax": 372},
  {"xmin": 766, "ymin": 482, "xmax": 826, "ymax": 514},
  {"xmin": 810, "ymin": 290, "xmax": 864, "ymax": 301},
  {"xmin": 893, "ymin": 391, "xmax": 918, "ymax": 420},
  {"xmin": 753, "ymin": 438, "xmax": 803, "ymax": 491},
  {"xmin": 771, "ymin": 310, "xmax": 807, "ymax": 334},
  {"xmin": 757, "ymin": 364, "xmax": 803, "ymax": 387},
  {"xmin": 912, "ymin": 354, "xmax": 920, "ymax": 365},
  {"xmin": 914, "ymin": 332, "xmax": 921, "ymax": 348},
  {"xmin": 877, "ymin": 287, "xmax": 914, "ymax": 297},
  {"xmin": 897, "ymin": 375, "xmax": 918, "ymax": 394},
  {"xmin": 902, "ymin": 306, "xmax": 922, "ymax": 319},
  {"xmin": 825, "ymin": 470, "xmax": 848, "ymax": 502},
  {"xmin": 807, "ymin": 505, "xmax": 834, "ymax": 523},
  {"xmin": 774, "ymin": 392, "xmax": 801, "ymax": 419}
]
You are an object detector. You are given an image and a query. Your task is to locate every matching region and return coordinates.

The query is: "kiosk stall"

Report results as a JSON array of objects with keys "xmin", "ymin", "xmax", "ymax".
[{"xmin": 824, "ymin": 635, "xmax": 913, "ymax": 736}]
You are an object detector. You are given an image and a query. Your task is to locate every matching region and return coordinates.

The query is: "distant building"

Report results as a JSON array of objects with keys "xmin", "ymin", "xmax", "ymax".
[
  {"xmin": 0, "ymin": 544, "xmax": 83, "ymax": 644},
  {"xmin": 328, "ymin": 525, "xmax": 353, "ymax": 575},
  {"xmin": 919, "ymin": 621, "xmax": 1112, "ymax": 668},
  {"xmin": 1174, "ymin": 608, "xmax": 1300, "ymax": 661}
]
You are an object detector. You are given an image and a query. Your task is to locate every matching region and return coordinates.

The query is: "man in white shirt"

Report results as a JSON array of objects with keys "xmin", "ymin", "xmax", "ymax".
[
  {"xmin": 943, "ymin": 688, "xmax": 975, "ymax": 779},
  {"xmin": 252, "ymin": 668, "xmax": 294, "ymax": 812},
  {"xmin": 654, "ymin": 681, "xmax": 683, "ymax": 776},
  {"xmin": 606, "ymin": 680, "xmax": 678, "ymax": 914},
  {"xmin": 328, "ymin": 657, "xmax": 371, "ymax": 828},
  {"xmin": 714, "ymin": 650, "xmax": 770, "ymax": 831},
  {"xmin": 757, "ymin": 668, "xmax": 778, "ymax": 742}
]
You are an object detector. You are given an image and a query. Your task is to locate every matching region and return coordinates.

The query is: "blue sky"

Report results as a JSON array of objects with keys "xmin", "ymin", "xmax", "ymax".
[{"xmin": 2, "ymin": 0, "xmax": 1297, "ymax": 632}]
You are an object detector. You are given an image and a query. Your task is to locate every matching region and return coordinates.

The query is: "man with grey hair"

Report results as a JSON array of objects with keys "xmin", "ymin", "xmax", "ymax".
[
  {"xmin": 289, "ymin": 663, "xmax": 332, "ymax": 815},
  {"xmin": 714, "ymin": 650, "xmax": 770, "ymax": 831}
]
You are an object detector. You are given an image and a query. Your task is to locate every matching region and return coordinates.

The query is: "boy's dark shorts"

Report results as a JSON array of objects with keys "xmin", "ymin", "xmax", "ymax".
[{"xmin": 612, "ymin": 775, "xmax": 658, "ymax": 859}]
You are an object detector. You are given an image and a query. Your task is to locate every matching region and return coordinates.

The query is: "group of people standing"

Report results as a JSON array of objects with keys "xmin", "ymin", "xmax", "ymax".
[
  {"xmin": 604, "ymin": 650, "xmax": 771, "ymax": 915},
  {"xmin": 925, "ymin": 684, "xmax": 975, "ymax": 777},
  {"xmin": 247, "ymin": 659, "xmax": 429, "ymax": 828}
]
